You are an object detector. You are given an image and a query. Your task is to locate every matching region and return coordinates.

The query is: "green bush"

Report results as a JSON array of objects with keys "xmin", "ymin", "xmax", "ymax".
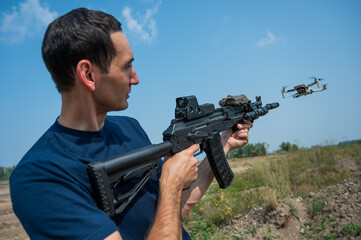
[
  {"xmin": 229, "ymin": 142, "xmax": 268, "ymax": 158},
  {"xmin": 0, "ymin": 166, "xmax": 16, "ymax": 180}
]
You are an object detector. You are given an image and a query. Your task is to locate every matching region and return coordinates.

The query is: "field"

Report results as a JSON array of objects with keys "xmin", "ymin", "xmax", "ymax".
[
  {"xmin": 0, "ymin": 183, "xmax": 29, "ymax": 240},
  {"xmin": 184, "ymin": 142, "xmax": 361, "ymax": 239},
  {"xmin": 1, "ymin": 142, "xmax": 360, "ymax": 239}
]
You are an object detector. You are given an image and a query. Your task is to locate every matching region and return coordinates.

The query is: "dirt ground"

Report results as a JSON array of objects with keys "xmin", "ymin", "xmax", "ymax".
[
  {"xmin": 0, "ymin": 185, "xmax": 29, "ymax": 240},
  {"xmin": 219, "ymin": 157, "xmax": 361, "ymax": 240},
  {"xmin": 219, "ymin": 175, "xmax": 361, "ymax": 239},
  {"xmin": 1, "ymin": 156, "xmax": 360, "ymax": 240}
]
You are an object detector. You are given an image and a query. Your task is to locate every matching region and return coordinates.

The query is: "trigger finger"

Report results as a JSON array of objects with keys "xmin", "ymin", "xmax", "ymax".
[{"xmin": 189, "ymin": 144, "xmax": 200, "ymax": 154}]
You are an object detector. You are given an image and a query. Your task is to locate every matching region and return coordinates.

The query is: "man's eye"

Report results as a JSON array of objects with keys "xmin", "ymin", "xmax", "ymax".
[{"xmin": 123, "ymin": 64, "xmax": 131, "ymax": 70}]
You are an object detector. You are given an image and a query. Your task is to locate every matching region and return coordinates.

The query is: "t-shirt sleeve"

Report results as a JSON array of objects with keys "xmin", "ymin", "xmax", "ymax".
[{"xmin": 10, "ymin": 156, "xmax": 118, "ymax": 240}]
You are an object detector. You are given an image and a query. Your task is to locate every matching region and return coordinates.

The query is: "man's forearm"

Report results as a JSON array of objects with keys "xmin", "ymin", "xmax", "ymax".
[
  {"xmin": 147, "ymin": 184, "xmax": 183, "ymax": 240},
  {"xmin": 180, "ymin": 157, "xmax": 214, "ymax": 219}
]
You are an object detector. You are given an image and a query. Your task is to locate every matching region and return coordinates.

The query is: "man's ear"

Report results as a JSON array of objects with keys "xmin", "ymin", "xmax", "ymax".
[{"xmin": 76, "ymin": 60, "xmax": 96, "ymax": 91}]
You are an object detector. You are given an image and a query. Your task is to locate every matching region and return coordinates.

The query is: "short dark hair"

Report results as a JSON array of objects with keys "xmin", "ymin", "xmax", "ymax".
[{"xmin": 41, "ymin": 8, "xmax": 122, "ymax": 92}]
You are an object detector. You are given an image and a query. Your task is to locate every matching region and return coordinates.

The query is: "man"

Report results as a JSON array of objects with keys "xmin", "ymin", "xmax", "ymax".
[{"xmin": 10, "ymin": 8, "xmax": 252, "ymax": 240}]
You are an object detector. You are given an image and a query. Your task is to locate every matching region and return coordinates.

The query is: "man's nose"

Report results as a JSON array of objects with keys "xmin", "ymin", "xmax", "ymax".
[{"xmin": 130, "ymin": 66, "xmax": 139, "ymax": 85}]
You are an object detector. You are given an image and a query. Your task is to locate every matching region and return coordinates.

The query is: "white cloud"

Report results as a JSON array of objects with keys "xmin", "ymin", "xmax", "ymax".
[
  {"xmin": 0, "ymin": 0, "xmax": 58, "ymax": 45},
  {"xmin": 257, "ymin": 31, "xmax": 286, "ymax": 47},
  {"xmin": 121, "ymin": 1, "xmax": 161, "ymax": 44}
]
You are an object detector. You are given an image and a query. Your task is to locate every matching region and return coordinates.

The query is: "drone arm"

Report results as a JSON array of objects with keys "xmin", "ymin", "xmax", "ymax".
[
  {"xmin": 308, "ymin": 82, "xmax": 317, "ymax": 87},
  {"xmin": 282, "ymin": 88, "xmax": 296, "ymax": 98},
  {"xmin": 310, "ymin": 77, "xmax": 322, "ymax": 88},
  {"xmin": 284, "ymin": 89, "xmax": 295, "ymax": 93},
  {"xmin": 310, "ymin": 88, "xmax": 324, "ymax": 93}
]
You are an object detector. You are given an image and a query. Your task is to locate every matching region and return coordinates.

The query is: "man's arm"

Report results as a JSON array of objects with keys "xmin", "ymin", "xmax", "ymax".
[
  {"xmin": 104, "ymin": 144, "xmax": 200, "ymax": 240},
  {"xmin": 146, "ymin": 144, "xmax": 199, "ymax": 239},
  {"xmin": 180, "ymin": 121, "xmax": 253, "ymax": 219}
]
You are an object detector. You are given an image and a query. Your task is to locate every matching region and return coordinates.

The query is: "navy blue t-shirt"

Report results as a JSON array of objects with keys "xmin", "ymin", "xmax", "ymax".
[{"xmin": 10, "ymin": 116, "xmax": 191, "ymax": 240}]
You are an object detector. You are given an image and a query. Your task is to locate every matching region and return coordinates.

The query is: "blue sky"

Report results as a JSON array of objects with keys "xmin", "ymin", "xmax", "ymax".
[{"xmin": 1, "ymin": 0, "xmax": 360, "ymax": 167}]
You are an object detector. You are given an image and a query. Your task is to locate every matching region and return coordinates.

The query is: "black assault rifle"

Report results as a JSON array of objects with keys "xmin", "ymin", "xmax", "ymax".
[{"xmin": 87, "ymin": 94, "xmax": 279, "ymax": 217}]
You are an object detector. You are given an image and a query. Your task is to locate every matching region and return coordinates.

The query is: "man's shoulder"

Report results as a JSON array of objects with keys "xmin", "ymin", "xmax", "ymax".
[
  {"xmin": 13, "ymin": 128, "xmax": 56, "ymax": 168},
  {"xmin": 10, "ymin": 123, "xmax": 82, "ymax": 182},
  {"xmin": 10, "ymin": 144, "xmax": 78, "ymax": 183}
]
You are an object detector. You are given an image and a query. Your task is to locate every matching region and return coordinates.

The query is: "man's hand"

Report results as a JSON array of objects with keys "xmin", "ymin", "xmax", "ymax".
[
  {"xmin": 161, "ymin": 144, "xmax": 199, "ymax": 190},
  {"xmin": 221, "ymin": 120, "xmax": 253, "ymax": 155}
]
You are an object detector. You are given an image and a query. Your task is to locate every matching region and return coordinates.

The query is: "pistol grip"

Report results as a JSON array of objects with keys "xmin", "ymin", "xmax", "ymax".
[{"xmin": 205, "ymin": 133, "xmax": 234, "ymax": 188}]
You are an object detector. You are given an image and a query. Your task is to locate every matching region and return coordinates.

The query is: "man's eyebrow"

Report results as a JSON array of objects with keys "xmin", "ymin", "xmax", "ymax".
[{"xmin": 124, "ymin": 58, "xmax": 134, "ymax": 66}]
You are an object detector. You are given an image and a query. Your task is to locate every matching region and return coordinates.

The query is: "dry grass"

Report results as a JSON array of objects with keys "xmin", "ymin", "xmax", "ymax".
[{"xmin": 184, "ymin": 142, "xmax": 361, "ymax": 239}]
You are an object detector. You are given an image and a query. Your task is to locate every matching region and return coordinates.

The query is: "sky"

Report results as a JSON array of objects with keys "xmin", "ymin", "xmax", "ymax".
[{"xmin": 0, "ymin": 0, "xmax": 360, "ymax": 167}]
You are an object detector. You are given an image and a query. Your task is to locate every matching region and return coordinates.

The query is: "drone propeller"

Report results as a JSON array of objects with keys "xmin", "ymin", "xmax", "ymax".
[
  {"xmin": 281, "ymin": 86, "xmax": 287, "ymax": 98},
  {"xmin": 281, "ymin": 86, "xmax": 288, "ymax": 98},
  {"xmin": 310, "ymin": 76, "xmax": 324, "ymax": 81},
  {"xmin": 309, "ymin": 77, "xmax": 324, "ymax": 88}
]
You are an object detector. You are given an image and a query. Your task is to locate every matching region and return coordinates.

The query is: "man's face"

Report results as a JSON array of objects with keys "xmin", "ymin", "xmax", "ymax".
[{"xmin": 93, "ymin": 31, "xmax": 139, "ymax": 113}]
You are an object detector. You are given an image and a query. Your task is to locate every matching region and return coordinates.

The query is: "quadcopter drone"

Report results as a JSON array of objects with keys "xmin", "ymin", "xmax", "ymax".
[{"xmin": 282, "ymin": 77, "xmax": 327, "ymax": 98}]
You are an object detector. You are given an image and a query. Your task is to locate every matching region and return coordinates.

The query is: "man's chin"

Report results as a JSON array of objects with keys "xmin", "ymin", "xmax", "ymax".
[
  {"xmin": 119, "ymin": 102, "xmax": 129, "ymax": 111},
  {"xmin": 108, "ymin": 103, "xmax": 129, "ymax": 112}
]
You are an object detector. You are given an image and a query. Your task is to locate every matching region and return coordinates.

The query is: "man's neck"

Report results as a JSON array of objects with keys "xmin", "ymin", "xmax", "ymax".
[
  {"xmin": 57, "ymin": 114, "xmax": 106, "ymax": 131},
  {"xmin": 58, "ymin": 93, "xmax": 106, "ymax": 131}
]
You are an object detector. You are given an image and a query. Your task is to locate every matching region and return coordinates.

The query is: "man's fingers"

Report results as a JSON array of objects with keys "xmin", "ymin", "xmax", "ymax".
[
  {"xmin": 233, "ymin": 121, "xmax": 253, "ymax": 134},
  {"xmin": 240, "ymin": 122, "xmax": 253, "ymax": 130},
  {"xmin": 187, "ymin": 144, "xmax": 200, "ymax": 155},
  {"xmin": 244, "ymin": 119, "xmax": 253, "ymax": 126},
  {"xmin": 233, "ymin": 130, "xmax": 249, "ymax": 140}
]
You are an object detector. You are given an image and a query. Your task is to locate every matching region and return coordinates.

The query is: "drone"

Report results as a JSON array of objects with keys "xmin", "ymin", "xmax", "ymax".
[{"xmin": 282, "ymin": 77, "xmax": 327, "ymax": 98}]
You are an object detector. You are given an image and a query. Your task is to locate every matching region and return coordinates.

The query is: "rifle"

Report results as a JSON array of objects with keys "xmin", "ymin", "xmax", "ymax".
[{"xmin": 87, "ymin": 94, "xmax": 279, "ymax": 217}]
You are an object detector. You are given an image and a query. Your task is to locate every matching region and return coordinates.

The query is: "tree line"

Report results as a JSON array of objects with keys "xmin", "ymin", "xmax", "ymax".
[
  {"xmin": 228, "ymin": 141, "xmax": 298, "ymax": 158},
  {"xmin": 0, "ymin": 166, "xmax": 16, "ymax": 181}
]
